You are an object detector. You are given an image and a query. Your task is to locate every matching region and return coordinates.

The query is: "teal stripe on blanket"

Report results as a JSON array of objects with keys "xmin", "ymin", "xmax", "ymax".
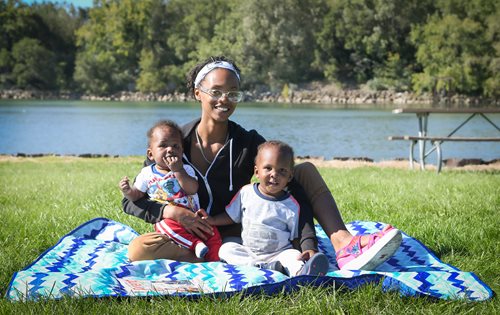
[{"xmin": 5, "ymin": 218, "xmax": 493, "ymax": 301}]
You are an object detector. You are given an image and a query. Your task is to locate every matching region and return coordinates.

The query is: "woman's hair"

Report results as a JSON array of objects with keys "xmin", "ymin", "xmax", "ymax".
[
  {"xmin": 186, "ymin": 56, "xmax": 241, "ymax": 97},
  {"xmin": 256, "ymin": 140, "xmax": 295, "ymax": 169},
  {"xmin": 147, "ymin": 120, "xmax": 183, "ymax": 146}
]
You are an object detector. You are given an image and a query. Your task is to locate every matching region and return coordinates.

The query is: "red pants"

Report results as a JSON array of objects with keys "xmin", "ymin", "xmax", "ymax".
[{"xmin": 154, "ymin": 218, "xmax": 221, "ymax": 262}]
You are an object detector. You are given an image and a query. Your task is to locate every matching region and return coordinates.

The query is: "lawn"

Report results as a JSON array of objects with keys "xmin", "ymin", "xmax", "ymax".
[{"xmin": 0, "ymin": 156, "xmax": 498, "ymax": 314}]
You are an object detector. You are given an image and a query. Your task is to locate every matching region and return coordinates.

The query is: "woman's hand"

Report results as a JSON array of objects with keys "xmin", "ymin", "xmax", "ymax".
[
  {"xmin": 178, "ymin": 213, "xmax": 214, "ymax": 240},
  {"xmin": 196, "ymin": 209, "xmax": 216, "ymax": 226},
  {"xmin": 162, "ymin": 204, "xmax": 213, "ymax": 240},
  {"xmin": 196, "ymin": 209, "xmax": 234, "ymax": 227}
]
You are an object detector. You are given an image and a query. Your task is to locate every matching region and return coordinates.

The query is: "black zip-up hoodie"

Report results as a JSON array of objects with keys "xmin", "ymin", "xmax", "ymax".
[{"xmin": 122, "ymin": 118, "xmax": 318, "ymax": 252}]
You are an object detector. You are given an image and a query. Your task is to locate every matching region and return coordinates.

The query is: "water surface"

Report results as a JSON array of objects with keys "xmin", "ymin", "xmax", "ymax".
[{"xmin": 0, "ymin": 100, "xmax": 498, "ymax": 161}]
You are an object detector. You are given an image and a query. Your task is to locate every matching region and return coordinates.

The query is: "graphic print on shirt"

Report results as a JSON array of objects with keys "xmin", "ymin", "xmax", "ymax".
[
  {"xmin": 135, "ymin": 164, "xmax": 200, "ymax": 212},
  {"xmin": 148, "ymin": 176, "xmax": 182, "ymax": 202},
  {"xmin": 225, "ymin": 184, "xmax": 300, "ymax": 255}
]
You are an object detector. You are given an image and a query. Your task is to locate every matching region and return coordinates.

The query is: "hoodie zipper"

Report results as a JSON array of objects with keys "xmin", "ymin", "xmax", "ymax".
[{"xmin": 183, "ymin": 140, "xmax": 230, "ymax": 215}]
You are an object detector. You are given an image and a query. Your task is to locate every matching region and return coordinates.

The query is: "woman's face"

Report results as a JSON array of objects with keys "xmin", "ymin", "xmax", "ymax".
[{"xmin": 194, "ymin": 68, "xmax": 240, "ymax": 123}]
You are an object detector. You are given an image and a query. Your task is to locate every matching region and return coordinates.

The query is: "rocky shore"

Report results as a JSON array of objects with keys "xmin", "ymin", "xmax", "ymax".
[{"xmin": 1, "ymin": 84, "xmax": 498, "ymax": 107}]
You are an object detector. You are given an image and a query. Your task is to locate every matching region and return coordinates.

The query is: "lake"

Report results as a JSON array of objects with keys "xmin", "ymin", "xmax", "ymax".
[{"xmin": 0, "ymin": 100, "xmax": 499, "ymax": 162}]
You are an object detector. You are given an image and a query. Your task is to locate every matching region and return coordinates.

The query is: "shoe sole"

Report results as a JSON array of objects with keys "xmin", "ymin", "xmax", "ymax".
[
  {"xmin": 263, "ymin": 261, "xmax": 287, "ymax": 274},
  {"xmin": 299, "ymin": 253, "xmax": 330, "ymax": 276},
  {"xmin": 341, "ymin": 228, "xmax": 402, "ymax": 270}
]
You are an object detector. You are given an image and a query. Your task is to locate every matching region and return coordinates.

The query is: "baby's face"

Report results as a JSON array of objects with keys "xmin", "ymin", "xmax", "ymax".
[
  {"xmin": 148, "ymin": 126, "xmax": 183, "ymax": 167},
  {"xmin": 254, "ymin": 146, "xmax": 293, "ymax": 198}
]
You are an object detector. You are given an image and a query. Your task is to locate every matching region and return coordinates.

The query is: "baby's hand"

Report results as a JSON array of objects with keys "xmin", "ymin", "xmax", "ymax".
[
  {"xmin": 164, "ymin": 156, "xmax": 183, "ymax": 172},
  {"xmin": 119, "ymin": 176, "xmax": 131, "ymax": 193},
  {"xmin": 297, "ymin": 250, "xmax": 317, "ymax": 261}
]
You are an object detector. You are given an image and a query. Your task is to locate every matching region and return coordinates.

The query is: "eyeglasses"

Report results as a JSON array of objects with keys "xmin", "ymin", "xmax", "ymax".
[{"xmin": 197, "ymin": 86, "xmax": 244, "ymax": 103}]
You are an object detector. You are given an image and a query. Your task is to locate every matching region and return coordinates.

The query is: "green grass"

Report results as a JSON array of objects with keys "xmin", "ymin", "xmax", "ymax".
[{"xmin": 0, "ymin": 157, "xmax": 498, "ymax": 314}]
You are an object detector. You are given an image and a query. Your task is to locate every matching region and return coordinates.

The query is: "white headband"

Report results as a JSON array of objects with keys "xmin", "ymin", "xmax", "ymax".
[{"xmin": 194, "ymin": 61, "xmax": 240, "ymax": 87}]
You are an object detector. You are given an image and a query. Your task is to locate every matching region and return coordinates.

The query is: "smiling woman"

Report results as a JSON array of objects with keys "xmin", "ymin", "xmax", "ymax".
[{"xmin": 123, "ymin": 55, "xmax": 403, "ymax": 272}]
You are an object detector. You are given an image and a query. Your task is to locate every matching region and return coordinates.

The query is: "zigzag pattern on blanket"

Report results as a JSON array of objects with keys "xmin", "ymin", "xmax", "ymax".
[
  {"xmin": 315, "ymin": 221, "xmax": 492, "ymax": 300},
  {"xmin": 5, "ymin": 218, "xmax": 493, "ymax": 302}
]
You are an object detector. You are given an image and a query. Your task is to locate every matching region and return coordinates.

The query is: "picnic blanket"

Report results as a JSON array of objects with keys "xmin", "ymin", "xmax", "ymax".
[{"xmin": 6, "ymin": 217, "xmax": 493, "ymax": 302}]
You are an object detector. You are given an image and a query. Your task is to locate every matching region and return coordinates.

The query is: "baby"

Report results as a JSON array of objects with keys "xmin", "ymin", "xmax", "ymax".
[
  {"xmin": 119, "ymin": 120, "xmax": 221, "ymax": 261},
  {"xmin": 201, "ymin": 140, "xmax": 329, "ymax": 276}
]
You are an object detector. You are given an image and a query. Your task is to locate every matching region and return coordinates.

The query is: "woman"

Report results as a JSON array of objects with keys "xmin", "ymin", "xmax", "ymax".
[{"xmin": 123, "ymin": 56, "xmax": 402, "ymax": 270}]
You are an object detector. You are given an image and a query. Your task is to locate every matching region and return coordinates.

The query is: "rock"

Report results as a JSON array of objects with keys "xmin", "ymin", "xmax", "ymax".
[
  {"xmin": 444, "ymin": 158, "xmax": 486, "ymax": 167},
  {"xmin": 332, "ymin": 156, "xmax": 374, "ymax": 162},
  {"xmin": 296, "ymin": 155, "xmax": 324, "ymax": 160}
]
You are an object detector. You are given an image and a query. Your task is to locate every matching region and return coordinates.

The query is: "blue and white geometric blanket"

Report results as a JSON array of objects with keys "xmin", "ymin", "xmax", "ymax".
[{"xmin": 6, "ymin": 218, "xmax": 493, "ymax": 302}]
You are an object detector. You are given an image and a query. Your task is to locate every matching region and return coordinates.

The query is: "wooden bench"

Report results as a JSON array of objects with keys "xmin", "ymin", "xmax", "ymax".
[{"xmin": 388, "ymin": 135, "xmax": 500, "ymax": 172}]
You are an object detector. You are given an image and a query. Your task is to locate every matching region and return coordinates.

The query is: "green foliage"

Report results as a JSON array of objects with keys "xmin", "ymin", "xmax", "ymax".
[
  {"xmin": 314, "ymin": 0, "xmax": 434, "ymax": 86},
  {"xmin": 369, "ymin": 53, "xmax": 412, "ymax": 91},
  {"xmin": 0, "ymin": 0, "xmax": 33, "ymax": 50},
  {"xmin": 411, "ymin": 14, "xmax": 490, "ymax": 95},
  {"xmin": 281, "ymin": 83, "xmax": 290, "ymax": 101},
  {"xmin": 228, "ymin": 0, "xmax": 325, "ymax": 87},
  {"xmin": 0, "ymin": 0, "xmax": 37, "ymax": 88},
  {"xmin": 74, "ymin": 49, "xmax": 132, "ymax": 95},
  {"xmin": 166, "ymin": 0, "xmax": 232, "ymax": 61},
  {"xmin": 436, "ymin": 0, "xmax": 497, "ymax": 22},
  {"xmin": 29, "ymin": 2, "xmax": 83, "ymax": 89},
  {"xmin": 0, "ymin": 0, "xmax": 84, "ymax": 90},
  {"xmin": 0, "ymin": 48, "xmax": 13, "ymax": 87},
  {"xmin": 136, "ymin": 48, "xmax": 165, "ymax": 93},
  {"xmin": 483, "ymin": 4, "xmax": 500, "ymax": 97},
  {"xmin": 74, "ymin": 0, "xmax": 138, "ymax": 94},
  {"xmin": 163, "ymin": 0, "xmax": 238, "ymax": 90},
  {"xmin": 11, "ymin": 38, "xmax": 56, "ymax": 89},
  {"xmin": 74, "ymin": 0, "xmax": 177, "ymax": 94},
  {"xmin": 1, "ymin": 0, "xmax": 499, "ymax": 97}
]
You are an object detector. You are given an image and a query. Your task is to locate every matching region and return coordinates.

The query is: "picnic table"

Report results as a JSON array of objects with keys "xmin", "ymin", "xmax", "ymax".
[{"xmin": 388, "ymin": 108, "xmax": 500, "ymax": 172}]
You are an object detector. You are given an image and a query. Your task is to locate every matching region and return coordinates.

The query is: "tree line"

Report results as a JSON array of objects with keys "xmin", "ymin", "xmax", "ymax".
[{"xmin": 1, "ymin": 0, "xmax": 498, "ymax": 98}]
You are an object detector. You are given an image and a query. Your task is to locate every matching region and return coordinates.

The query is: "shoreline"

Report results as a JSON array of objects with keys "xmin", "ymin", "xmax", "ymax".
[
  {"xmin": 1, "ymin": 85, "xmax": 499, "ymax": 108},
  {"xmin": 2, "ymin": 154, "xmax": 499, "ymax": 171},
  {"xmin": 296, "ymin": 157, "xmax": 500, "ymax": 171}
]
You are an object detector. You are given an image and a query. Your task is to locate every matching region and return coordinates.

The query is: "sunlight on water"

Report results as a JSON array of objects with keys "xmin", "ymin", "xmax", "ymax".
[{"xmin": 0, "ymin": 100, "xmax": 499, "ymax": 161}]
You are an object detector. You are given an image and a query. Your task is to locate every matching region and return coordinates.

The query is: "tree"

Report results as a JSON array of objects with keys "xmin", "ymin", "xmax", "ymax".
[
  {"xmin": 411, "ymin": 14, "xmax": 490, "ymax": 95},
  {"xmin": 11, "ymin": 38, "xmax": 56, "ymax": 89},
  {"xmin": 436, "ymin": 0, "xmax": 497, "ymax": 23},
  {"xmin": 482, "ymin": 2, "xmax": 500, "ymax": 97},
  {"xmin": 0, "ymin": 0, "xmax": 85, "ymax": 90},
  {"xmin": 195, "ymin": 0, "xmax": 326, "ymax": 89},
  {"xmin": 29, "ymin": 2, "xmax": 85, "ymax": 89},
  {"xmin": 0, "ymin": 0, "xmax": 33, "ymax": 88},
  {"xmin": 74, "ymin": 0, "xmax": 176, "ymax": 94},
  {"xmin": 161, "ymin": 0, "xmax": 235, "ymax": 90},
  {"xmin": 314, "ymin": 0, "xmax": 434, "ymax": 87},
  {"xmin": 136, "ymin": 48, "xmax": 165, "ymax": 93},
  {"xmin": 0, "ymin": 48, "xmax": 13, "ymax": 87}
]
